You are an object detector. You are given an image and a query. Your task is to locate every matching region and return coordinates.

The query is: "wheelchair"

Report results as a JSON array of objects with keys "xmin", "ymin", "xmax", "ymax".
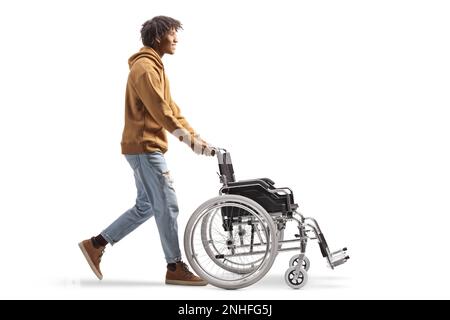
[{"xmin": 184, "ymin": 148, "xmax": 349, "ymax": 289}]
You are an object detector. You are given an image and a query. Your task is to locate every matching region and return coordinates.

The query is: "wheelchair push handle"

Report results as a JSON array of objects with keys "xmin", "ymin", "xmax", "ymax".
[{"xmin": 210, "ymin": 147, "xmax": 227, "ymax": 158}]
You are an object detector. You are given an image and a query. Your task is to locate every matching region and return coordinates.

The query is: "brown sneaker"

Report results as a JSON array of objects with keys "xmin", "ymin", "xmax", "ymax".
[
  {"xmin": 165, "ymin": 261, "xmax": 208, "ymax": 286},
  {"xmin": 78, "ymin": 238, "xmax": 105, "ymax": 280}
]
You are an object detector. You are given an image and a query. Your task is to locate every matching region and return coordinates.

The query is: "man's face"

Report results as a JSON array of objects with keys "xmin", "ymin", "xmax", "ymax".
[{"xmin": 159, "ymin": 28, "xmax": 178, "ymax": 55}]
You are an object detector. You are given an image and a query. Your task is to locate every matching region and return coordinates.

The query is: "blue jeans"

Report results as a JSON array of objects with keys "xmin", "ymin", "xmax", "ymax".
[{"xmin": 101, "ymin": 152, "xmax": 182, "ymax": 264}]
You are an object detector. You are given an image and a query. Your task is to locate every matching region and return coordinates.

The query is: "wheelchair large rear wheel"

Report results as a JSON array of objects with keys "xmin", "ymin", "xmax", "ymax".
[{"xmin": 184, "ymin": 195, "xmax": 278, "ymax": 289}]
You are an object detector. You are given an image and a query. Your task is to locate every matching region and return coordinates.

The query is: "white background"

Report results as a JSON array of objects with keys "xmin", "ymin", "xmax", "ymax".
[{"xmin": 0, "ymin": 0, "xmax": 449, "ymax": 299}]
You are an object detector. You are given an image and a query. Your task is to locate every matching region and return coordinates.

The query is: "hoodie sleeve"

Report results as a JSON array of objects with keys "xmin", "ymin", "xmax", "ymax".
[
  {"xmin": 170, "ymin": 100, "xmax": 197, "ymax": 136},
  {"xmin": 133, "ymin": 71, "xmax": 185, "ymax": 133}
]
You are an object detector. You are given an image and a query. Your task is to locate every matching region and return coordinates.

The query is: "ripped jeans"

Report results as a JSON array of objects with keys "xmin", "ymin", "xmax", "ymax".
[{"xmin": 101, "ymin": 152, "xmax": 182, "ymax": 263}]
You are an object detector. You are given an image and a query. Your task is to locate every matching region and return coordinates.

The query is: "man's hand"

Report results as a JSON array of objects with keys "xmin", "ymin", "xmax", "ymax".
[
  {"xmin": 192, "ymin": 137, "xmax": 216, "ymax": 157},
  {"xmin": 172, "ymin": 128, "xmax": 215, "ymax": 156},
  {"xmin": 202, "ymin": 143, "xmax": 216, "ymax": 157}
]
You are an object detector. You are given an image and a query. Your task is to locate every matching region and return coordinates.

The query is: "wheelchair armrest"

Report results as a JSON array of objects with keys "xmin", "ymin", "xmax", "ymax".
[
  {"xmin": 260, "ymin": 178, "xmax": 275, "ymax": 186},
  {"xmin": 228, "ymin": 179, "xmax": 271, "ymax": 189},
  {"xmin": 274, "ymin": 187, "xmax": 293, "ymax": 194}
]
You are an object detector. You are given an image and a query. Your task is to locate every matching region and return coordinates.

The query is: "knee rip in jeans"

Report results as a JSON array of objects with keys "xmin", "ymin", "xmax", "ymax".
[{"xmin": 162, "ymin": 171, "xmax": 175, "ymax": 189}]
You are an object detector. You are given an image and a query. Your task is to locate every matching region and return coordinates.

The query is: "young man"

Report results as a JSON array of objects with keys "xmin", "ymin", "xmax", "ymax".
[{"xmin": 79, "ymin": 16, "xmax": 214, "ymax": 286}]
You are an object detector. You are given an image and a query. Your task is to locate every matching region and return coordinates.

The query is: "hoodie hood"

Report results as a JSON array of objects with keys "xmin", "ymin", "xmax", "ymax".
[{"xmin": 128, "ymin": 47, "xmax": 163, "ymax": 70}]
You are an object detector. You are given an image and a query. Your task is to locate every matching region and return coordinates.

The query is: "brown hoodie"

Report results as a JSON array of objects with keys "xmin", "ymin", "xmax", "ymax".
[{"xmin": 121, "ymin": 47, "xmax": 196, "ymax": 154}]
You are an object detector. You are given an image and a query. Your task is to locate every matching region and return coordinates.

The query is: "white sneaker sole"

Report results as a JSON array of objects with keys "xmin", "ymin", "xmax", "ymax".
[{"xmin": 78, "ymin": 242, "xmax": 103, "ymax": 280}]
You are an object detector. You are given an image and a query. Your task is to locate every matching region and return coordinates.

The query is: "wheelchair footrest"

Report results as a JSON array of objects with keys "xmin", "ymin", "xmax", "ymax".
[{"xmin": 329, "ymin": 247, "xmax": 350, "ymax": 268}]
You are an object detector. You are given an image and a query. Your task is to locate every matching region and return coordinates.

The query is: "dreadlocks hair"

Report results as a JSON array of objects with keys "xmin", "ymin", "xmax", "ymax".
[{"xmin": 141, "ymin": 16, "xmax": 183, "ymax": 48}]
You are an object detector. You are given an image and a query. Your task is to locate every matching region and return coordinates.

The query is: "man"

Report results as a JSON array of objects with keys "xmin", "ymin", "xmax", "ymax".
[{"xmin": 79, "ymin": 16, "xmax": 214, "ymax": 286}]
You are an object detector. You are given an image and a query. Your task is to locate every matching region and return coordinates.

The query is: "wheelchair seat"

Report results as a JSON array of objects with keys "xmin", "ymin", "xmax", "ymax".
[{"xmin": 217, "ymin": 151, "xmax": 297, "ymax": 215}]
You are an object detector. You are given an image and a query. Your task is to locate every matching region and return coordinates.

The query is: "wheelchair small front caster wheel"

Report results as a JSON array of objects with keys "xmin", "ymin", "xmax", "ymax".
[
  {"xmin": 289, "ymin": 255, "xmax": 310, "ymax": 271},
  {"xmin": 285, "ymin": 266, "xmax": 308, "ymax": 289}
]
